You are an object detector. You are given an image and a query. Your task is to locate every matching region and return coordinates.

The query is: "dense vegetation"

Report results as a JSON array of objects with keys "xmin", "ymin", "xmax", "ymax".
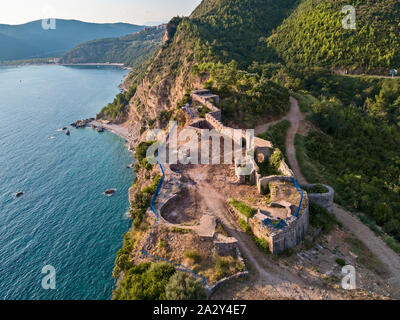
[
  {"xmin": 267, "ymin": 0, "xmax": 400, "ymax": 74},
  {"xmin": 190, "ymin": 0, "xmax": 299, "ymax": 66},
  {"xmin": 257, "ymin": 120, "xmax": 290, "ymax": 154},
  {"xmin": 122, "ymin": 0, "xmax": 297, "ymax": 127},
  {"xmin": 230, "ymin": 199, "xmax": 256, "ymax": 218},
  {"xmin": 60, "ymin": 27, "xmax": 164, "ymax": 68},
  {"xmin": 109, "ymin": 0, "xmax": 400, "ymax": 299},
  {"xmin": 97, "ymin": 84, "xmax": 137, "ymax": 122},
  {"xmin": 292, "ymin": 75, "xmax": 400, "ymax": 243},
  {"xmin": 309, "ymin": 203, "xmax": 339, "ymax": 234},
  {"xmin": 113, "ymin": 262, "xmax": 206, "ymax": 300},
  {"xmin": 193, "ymin": 61, "xmax": 290, "ymax": 126}
]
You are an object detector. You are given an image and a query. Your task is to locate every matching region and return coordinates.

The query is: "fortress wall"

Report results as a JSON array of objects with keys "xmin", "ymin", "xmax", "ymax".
[
  {"xmin": 270, "ymin": 203, "xmax": 309, "ymax": 254},
  {"xmin": 257, "ymin": 175, "xmax": 294, "ymax": 194},
  {"xmin": 303, "ymin": 184, "xmax": 335, "ymax": 214},
  {"xmin": 191, "ymin": 89, "xmax": 310, "ymax": 255},
  {"xmin": 279, "ymin": 160, "xmax": 295, "ymax": 177}
]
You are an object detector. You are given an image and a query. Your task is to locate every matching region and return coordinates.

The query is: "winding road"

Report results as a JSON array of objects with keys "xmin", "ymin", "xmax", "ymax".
[{"xmin": 284, "ymin": 97, "xmax": 400, "ymax": 288}]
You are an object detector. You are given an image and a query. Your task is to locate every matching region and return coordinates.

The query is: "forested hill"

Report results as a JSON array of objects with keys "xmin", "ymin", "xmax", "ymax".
[
  {"xmin": 189, "ymin": 0, "xmax": 299, "ymax": 66},
  {"xmin": 109, "ymin": 0, "xmax": 300, "ymax": 128},
  {"xmin": 267, "ymin": 0, "xmax": 400, "ymax": 73},
  {"xmin": 0, "ymin": 19, "xmax": 145, "ymax": 61},
  {"xmin": 59, "ymin": 27, "xmax": 164, "ymax": 68}
]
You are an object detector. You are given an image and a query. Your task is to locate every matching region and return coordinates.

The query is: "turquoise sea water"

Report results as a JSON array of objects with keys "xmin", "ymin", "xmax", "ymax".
[{"xmin": 0, "ymin": 65, "xmax": 133, "ymax": 300}]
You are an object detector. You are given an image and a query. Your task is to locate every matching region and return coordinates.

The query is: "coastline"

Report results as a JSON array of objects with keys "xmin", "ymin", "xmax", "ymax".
[
  {"xmin": 0, "ymin": 61, "xmax": 132, "ymax": 70},
  {"xmin": 0, "ymin": 65, "xmax": 135, "ymax": 299},
  {"xmin": 90, "ymin": 120, "xmax": 132, "ymax": 143}
]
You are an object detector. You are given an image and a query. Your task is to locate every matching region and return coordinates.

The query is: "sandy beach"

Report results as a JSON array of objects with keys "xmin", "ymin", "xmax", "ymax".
[{"xmin": 90, "ymin": 120, "xmax": 132, "ymax": 142}]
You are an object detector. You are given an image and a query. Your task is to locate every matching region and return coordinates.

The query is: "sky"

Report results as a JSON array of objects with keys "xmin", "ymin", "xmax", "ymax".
[{"xmin": 0, "ymin": 0, "xmax": 203, "ymax": 25}]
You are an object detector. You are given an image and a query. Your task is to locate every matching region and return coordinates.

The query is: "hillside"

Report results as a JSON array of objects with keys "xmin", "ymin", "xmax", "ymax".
[
  {"xmin": 0, "ymin": 19, "xmax": 145, "ymax": 61},
  {"xmin": 59, "ymin": 26, "xmax": 164, "ymax": 68},
  {"xmin": 110, "ymin": 0, "xmax": 299, "ymax": 132},
  {"xmin": 115, "ymin": 0, "xmax": 400, "ymax": 246},
  {"xmin": 108, "ymin": 0, "xmax": 400, "ymax": 300},
  {"xmin": 267, "ymin": 0, "xmax": 400, "ymax": 73}
]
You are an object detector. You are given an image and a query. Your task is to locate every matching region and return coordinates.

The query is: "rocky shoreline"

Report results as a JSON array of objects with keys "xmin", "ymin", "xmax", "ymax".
[{"xmin": 70, "ymin": 118, "xmax": 132, "ymax": 142}]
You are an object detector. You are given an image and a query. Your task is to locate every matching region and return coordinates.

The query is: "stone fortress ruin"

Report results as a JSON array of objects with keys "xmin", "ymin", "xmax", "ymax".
[
  {"xmin": 139, "ymin": 89, "xmax": 335, "ymax": 288},
  {"xmin": 151, "ymin": 89, "xmax": 333, "ymax": 255}
]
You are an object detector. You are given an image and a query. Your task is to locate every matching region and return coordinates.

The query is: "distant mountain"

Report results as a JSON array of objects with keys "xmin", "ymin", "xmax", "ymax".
[
  {"xmin": 59, "ymin": 26, "xmax": 164, "ymax": 68},
  {"xmin": 0, "ymin": 19, "xmax": 145, "ymax": 61}
]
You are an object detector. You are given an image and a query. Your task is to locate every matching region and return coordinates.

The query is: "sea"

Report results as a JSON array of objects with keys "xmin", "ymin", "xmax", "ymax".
[{"xmin": 0, "ymin": 65, "xmax": 134, "ymax": 300}]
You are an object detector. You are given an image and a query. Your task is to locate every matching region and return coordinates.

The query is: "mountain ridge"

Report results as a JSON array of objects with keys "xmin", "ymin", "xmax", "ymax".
[{"xmin": 0, "ymin": 19, "xmax": 145, "ymax": 61}]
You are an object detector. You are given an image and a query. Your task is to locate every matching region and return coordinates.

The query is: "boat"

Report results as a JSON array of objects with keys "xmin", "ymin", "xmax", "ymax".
[{"xmin": 15, "ymin": 192, "xmax": 24, "ymax": 197}]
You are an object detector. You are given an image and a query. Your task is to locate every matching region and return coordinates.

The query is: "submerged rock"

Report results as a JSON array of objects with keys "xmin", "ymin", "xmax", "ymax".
[{"xmin": 104, "ymin": 189, "xmax": 116, "ymax": 196}]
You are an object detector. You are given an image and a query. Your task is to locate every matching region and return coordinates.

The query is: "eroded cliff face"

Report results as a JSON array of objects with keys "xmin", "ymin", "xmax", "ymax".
[{"xmin": 125, "ymin": 20, "xmax": 207, "ymax": 145}]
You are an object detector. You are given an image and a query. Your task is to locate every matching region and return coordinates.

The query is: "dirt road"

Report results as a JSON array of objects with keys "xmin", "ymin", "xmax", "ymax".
[
  {"xmin": 189, "ymin": 171, "xmax": 353, "ymax": 299},
  {"xmin": 284, "ymin": 98, "xmax": 400, "ymax": 288},
  {"xmin": 285, "ymin": 97, "xmax": 307, "ymax": 185}
]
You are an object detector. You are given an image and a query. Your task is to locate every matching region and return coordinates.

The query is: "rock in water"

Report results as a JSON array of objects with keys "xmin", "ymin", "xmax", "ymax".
[
  {"xmin": 66, "ymin": 130, "xmax": 70, "ymax": 136},
  {"xmin": 104, "ymin": 189, "xmax": 116, "ymax": 196}
]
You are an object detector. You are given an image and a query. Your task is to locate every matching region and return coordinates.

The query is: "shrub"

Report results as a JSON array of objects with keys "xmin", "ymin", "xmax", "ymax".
[
  {"xmin": 385, "ymin": 236, "xmax": 400, "ymax": 255},
  {"xmin": 254, "ymin": 236, "xmax": 270, "ymax": 253},
  {"xmin": 135, "ymin": 141, "xmax": 157, "ymax": 164},
  {"xmin": 165, "ymin": 272, "xmax": 206, "ymax": 300},
  {"xmin": 214, "ymin": 255, "xmax": 231, "ymax": 279},
  {"xmin": 374, "ymin": 202, "xmax": 393, "ymax": 226},
  {"xmin": 158, "ymin": 239, "xmax": 167, "ymax": 249},
  {"xmin": 336, "ymin": 258, "xmax": 346, "ymax": 267},
  {"xmin": 303, "ymin": 184, "xmax": 328, "ymax": 194},
  {"xmin": 216, "ymin": 223, "xmax": 229, "ymax": 237},
  {"xmin": 359, "ymin": 215, "xmax": 383, "ymax": 236},
  {"xmin": 171, "ymin": 227, "xmax": 190, "ymax": 234},
  {"xmin": 258, "ymin": 120, "xmax": 290, "ymax": 154},
  {"xmin": 113, "ymin": 262, "xmax": 176, "ymax": 300},
  {"xmin": 198, "ymin": 106, "xmax": 211, "ymax": 118},
  {"xmin": 177, "ymin": 93, "xmax": 191, "ymax": 109},
  {"xmin": 184, "ymin": 250, "xmax": 201, "ymax": 264},
  {"xmin": 230, "ymin": 199, "xmax": 256, "ymax": 218},
  {"xmin": 238, "ymin": 219, "xmax": 252, "ymax": 235},
  {"xmin": 309, "ymin": 203, "xmax": 338, "ymax": 234},
  {"xmin": 269, "ymin": 148, "xmax": 284, "ymax": 172},
  {"xmin": 383, "ymin": 219, "xmax": 400, "ymax": 241},
  {"xmin": 142, "ymin": 175, "xmax": 162, "ymax": 195}
]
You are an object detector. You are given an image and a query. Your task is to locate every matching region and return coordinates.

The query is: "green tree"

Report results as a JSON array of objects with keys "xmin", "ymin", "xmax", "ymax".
[{"xmin": 165, "ymin": 272, "xmax": 207, "ymax": 300}]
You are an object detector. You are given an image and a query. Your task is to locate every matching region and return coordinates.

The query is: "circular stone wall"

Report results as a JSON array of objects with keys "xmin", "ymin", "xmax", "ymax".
[{"xmin": 302, "ymin": 184, "xmax": 334, "ymax": 214}]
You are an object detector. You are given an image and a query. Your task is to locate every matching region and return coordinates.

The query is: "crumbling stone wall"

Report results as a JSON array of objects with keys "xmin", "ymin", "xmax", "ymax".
[
  {"xmin": 303, "ymin": 184, "xmax": 335, "ymax": 214},
  {"xmin": 269, "ymin": 202, "xmax": 309, "ymax": 254}
]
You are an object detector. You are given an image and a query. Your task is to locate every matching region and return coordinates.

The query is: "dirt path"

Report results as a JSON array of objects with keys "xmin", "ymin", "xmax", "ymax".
[
  {"xmin": 285, "ymin": 97, "xmax": 307, "ymax": 185},
  {"xmin": 193, "ymin": 177, "xmax": 350, "ymax": 299},
  {"xmin": 284, "ymin": 97, "xmax": 400, "ymax": 288},
  {"xmin": 333, "ymin": 204, "xmax": 400, "ymax": 286}
]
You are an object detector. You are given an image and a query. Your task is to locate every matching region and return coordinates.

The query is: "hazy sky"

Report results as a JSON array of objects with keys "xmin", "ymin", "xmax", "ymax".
[{"xmin": 0, "ymin": 0, "xmax": 203, "ymax": 25}]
